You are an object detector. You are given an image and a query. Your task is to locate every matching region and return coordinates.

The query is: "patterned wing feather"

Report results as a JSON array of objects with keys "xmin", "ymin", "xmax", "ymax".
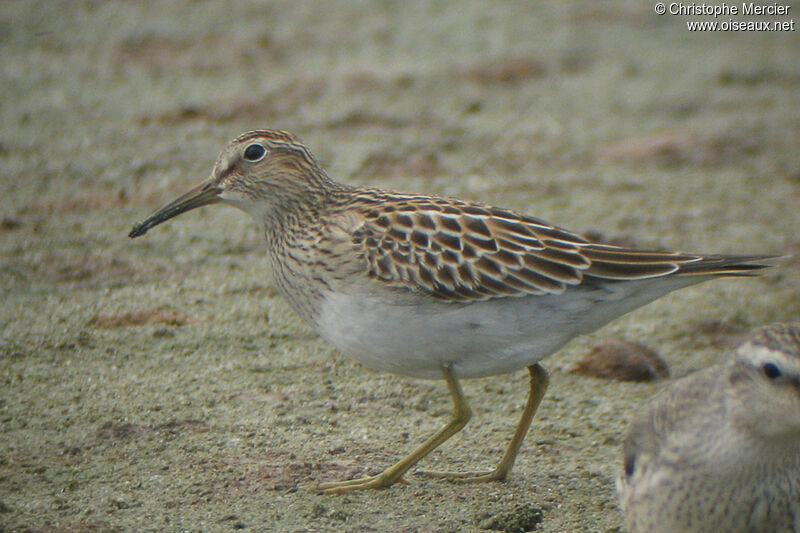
[{"xmin": 351, "ymin": 193, "xmax": 775, "ymax": 302}]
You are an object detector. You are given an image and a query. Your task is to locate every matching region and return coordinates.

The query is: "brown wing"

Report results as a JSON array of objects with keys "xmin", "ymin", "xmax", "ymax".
[{"xmin": 348, "ymin": 192, "xmax": 770, "ymax": 302}]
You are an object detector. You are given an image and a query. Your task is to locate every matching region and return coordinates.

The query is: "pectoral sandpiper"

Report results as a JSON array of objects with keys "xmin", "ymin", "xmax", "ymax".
[
  {"xmin": 617, "ymin": 323, "xmax": 800, "ymax": 533},
  {"xmin": 129, "ymin": 129, "xmax": 775, "ymax": 493}
]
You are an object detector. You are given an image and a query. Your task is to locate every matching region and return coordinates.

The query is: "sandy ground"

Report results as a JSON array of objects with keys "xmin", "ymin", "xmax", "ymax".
[{"xmin": 2, "ymin": 1, "xmax": 799, "ymax": 532}]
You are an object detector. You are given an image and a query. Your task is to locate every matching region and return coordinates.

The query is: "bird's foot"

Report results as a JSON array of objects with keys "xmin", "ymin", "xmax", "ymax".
[
  {"xmin": 308, "ymin": 472, "xmax": 409, "ymax": 494},
  {"xmin": 415, "ymin": 467, "xmax": 509, "ymax": 483}
]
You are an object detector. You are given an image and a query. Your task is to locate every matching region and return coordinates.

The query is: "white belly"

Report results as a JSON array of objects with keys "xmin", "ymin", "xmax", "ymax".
[{"xmin": 314, "ymin": 277, "xmax": 702, "ymax": 380}]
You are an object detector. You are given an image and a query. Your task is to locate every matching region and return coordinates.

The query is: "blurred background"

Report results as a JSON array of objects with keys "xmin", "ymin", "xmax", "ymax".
[{"xmin": 2, "ymin": 2, "xmax": 798, "ymax": 531}]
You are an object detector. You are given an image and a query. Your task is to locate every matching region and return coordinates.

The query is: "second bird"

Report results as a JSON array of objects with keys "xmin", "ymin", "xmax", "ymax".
[{"xmin": 129, "ymin": 129, "xmax": 775, "ymax": 493}]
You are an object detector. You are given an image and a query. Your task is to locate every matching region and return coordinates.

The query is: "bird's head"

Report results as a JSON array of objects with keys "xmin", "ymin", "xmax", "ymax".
[
  {"xmin": 129, "ymin": 129, "xmax": 334, "ymax": 238},
  {"xmin": 727, "ymin": 323, "xmax": 800, "ymax": 442}
]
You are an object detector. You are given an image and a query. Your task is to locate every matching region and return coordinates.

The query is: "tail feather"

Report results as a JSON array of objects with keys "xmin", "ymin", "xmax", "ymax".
[
  {"xmin": 580, "ymin": 244, "xmax": 782, "ymax": 280},
  {"xmin": 674, "ymin": 254, "xmax": 782, "ymax": 277}
]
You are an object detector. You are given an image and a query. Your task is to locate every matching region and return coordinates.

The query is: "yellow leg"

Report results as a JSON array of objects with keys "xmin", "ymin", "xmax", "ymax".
[
  {"xmin": 418, "ymin": 364, "xmax": 549, "ymax": 482},
  {"xmin": 311, "ymin": 364, "xmax": 472, "ymax": 493}
]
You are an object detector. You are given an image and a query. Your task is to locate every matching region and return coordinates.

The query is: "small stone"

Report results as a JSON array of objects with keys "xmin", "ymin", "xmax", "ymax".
[
  {"xmin": 0, "ymin": 217, "xmax": 23, "ymax": 231},
  {"xmin": 152, "ymin": 327, "xmax": 175, "ymax": 338},
  {"xmin": 478, "ymin": 504, "xmax": 544, "ymax": 532},
  {"xmin": 571, "ymin": 338, "xmax": 669, "ymax": 382}
]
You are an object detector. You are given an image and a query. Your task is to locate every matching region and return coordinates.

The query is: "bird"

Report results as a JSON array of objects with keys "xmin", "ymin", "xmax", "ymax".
[
  {"xmin": 617, "ymin": 323, "xmax": 800, "ymax": 532},
  {"xmin": 129, "ymin": 129, "xmax": 776, "ymax": 493}
]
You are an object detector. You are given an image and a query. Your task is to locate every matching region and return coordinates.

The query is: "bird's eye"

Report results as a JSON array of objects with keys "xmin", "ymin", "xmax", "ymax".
[
  {"xmin": 243, "ymin": 143, "xmax": 266, "ymax": 162},
  {"xmin": 762, "ymin": 362, "xmax": 782, "ymax": 379},
  {"xmin": 624, "ymin": 453, "xmax": 636, "ymax": 478}
]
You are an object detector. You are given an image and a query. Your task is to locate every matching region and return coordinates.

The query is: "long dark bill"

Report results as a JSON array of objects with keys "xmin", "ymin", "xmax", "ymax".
[{"xmin": 129, "ymin": 180, "xmax": 221, "ymax": 238}]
